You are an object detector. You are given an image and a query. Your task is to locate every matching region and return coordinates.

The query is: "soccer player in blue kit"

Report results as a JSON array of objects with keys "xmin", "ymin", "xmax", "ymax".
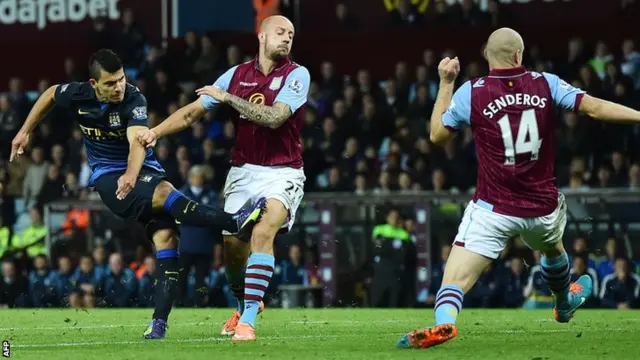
[{"xmin": 9, "ymin": 49, "xmax": 266, "ymax": 339}]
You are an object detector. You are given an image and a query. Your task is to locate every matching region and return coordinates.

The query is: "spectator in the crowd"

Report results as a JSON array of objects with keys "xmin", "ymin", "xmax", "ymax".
[
  {"xmin": 600, "ymin": 258, "xmax": 640, "ymax": 309},
  {"xmin": 6, "ymin": 77, "xmax": 30, "ymax": 119},
  {"xmin": 53, "ymin": 255, "xmax": 75, "ymax": 307},
  {"xmin": 334, "ymin": 2, "xmax": 359, "ymax": 31},
  {"xmin": 278, "ymin": 244, "xmax": 306, "ymax": 285},
  {"xmin": 101, "ymin": 253, "xmax": 137, "ymax": 307},
  {"xmin": 11, "ymin": 207, "xmax": 47, "ymax": 259},
  {"xmin": 500, "ymin": 257, "xmax": 528, "ymax": 308},
  {"xmin": 0, "ymin": 94, "xmax": 20, "ymax": 158},
  {"xmin": 115, "ymin": 8, "xmax": 146, "ymax": 69},
  {"xmin": 92, "ymin": 245, "xmax": 109, "ymax": 278},
  {"xmin": 389, "ymin": 0, "xmax": 424, "ymax": 27},
  {"xmin": 27, "ymin": 255, "xmax": 57, "ymax": 307},
  {"xmin": 0, "ymin": 259, "xmax": 28, "ymax": 308},
  {"xmin": 178, "ymin": 165, "xmax": 219, "ymax": 307},
  {"xmin": 193, "ymin": 35, "xmax": 219, "ymax": 86},
  {"xmin": 598, "ymin": 238, "xmax": 623, "ymax": 280},
  {"xmin": 22, "ymin": 148, "xmax": 49, "ymax": 203},
  {"xmin": 36, "ymin": 165, "xmax": 65, "ymax": 207},
  {"xmin": 369, "ymin": 209, "xmax": 411, "ymax": 307},
  {"xmin": 69, "ymin": 254, "xmax": 101, "ymax": 308},
  {"xmin": 137, "ymin": 256, "xmax": 156, "ymax": 308},
  {"xmin": 570, "ymin": 237, "xmax": 597, "ymax": 269}
]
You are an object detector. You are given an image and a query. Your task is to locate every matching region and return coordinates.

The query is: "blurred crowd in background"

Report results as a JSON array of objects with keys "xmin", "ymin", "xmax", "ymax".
[{"xmin": 1, "ymin": 1, "xmax": 640, "ymax": 309}]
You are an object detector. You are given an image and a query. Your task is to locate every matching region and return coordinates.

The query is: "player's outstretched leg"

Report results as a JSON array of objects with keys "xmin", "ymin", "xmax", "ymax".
[
  {"xmin": 397, "ymin": 245, "xmax": 492, "ymax": 349},
  {"xmin": 231, "ymin": 200, "xmax": 288, "ymax": 342},
  {"xmin": 220, "ymin": 234, "xmax": 264, "ymax": 336},
  {"xmin": 541, "ymin": 243, "xmax": 593, "ymax": 323},
  {"xmin": 144, "ymin": 228, "xmax": 181, "ymax": 339},
  {"xmin": 152, "ymin": 181, "xmax": 266, "ymax": 239}
]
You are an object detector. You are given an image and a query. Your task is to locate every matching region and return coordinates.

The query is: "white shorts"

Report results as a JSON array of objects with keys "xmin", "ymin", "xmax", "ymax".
[
  {"xmin": 221, "ymin": 164, "xmax": 306, "ymax": 235},
  {"xmin": 453, "ymin": 193, "xmax": 567, "ymax": 259}
]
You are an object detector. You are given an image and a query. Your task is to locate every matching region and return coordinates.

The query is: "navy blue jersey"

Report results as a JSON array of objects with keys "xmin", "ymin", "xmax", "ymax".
[{"xmin": 53, "ymin": 82, "xmax": 164, "ymax": 185}]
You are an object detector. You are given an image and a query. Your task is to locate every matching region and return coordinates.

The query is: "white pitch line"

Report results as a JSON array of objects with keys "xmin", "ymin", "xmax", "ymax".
[
  {"xmin": 3, "ymin": 317, "xmax": 639, "ymax": 331},
  {"xmin": 9, "ymin": 328, "xmax": 634, "ymax": 349}
]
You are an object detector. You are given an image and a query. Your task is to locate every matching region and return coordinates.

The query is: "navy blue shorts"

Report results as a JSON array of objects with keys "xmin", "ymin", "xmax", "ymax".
[{"xmin": 93, "ymin": 168, "xmax": 179, "ymax": 240}]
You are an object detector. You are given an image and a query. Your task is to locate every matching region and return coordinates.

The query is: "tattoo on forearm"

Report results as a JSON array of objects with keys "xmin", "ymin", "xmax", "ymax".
[{"xmin": 225, "ymin": 94, "xmax": 290, "ymax": 128}]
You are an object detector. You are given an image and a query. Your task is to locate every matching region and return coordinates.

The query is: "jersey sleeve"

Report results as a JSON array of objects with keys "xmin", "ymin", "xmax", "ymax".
[
  {"xmin": 542, "ymin": 72, "xmax": 586, "ymax": 111},
  {"xmin": 201, "ymin": 65, "xmax": 239, "ymax": 111},
  {"xmin": 441, "ymin": 80, "xmax": 472, "ymax": 131},
  {"xmin": 124, "ymin": 94, "xmax": 150, "ymax": 127},
  {"xmin": 53, "ymin": 82, "xmax": 82, "ymax": 109},
  {"xmin": 274, "ymin": 66, "xmax": 311, "ymax": 113}
]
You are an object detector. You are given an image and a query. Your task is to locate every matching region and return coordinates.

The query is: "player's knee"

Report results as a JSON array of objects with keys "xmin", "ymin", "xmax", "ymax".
[
  {"xmin": 152, "ymin": 228, "xmax": 179, "ymax": 250},
  {"xmin": 250, "ymin": 223, "xmax": 277, "ymax": 252},
  {"xmin": 152, "ymin": 181, "xmax": 176, "ymax": 209},
  {"xmin": 442, "ymin": 246, "xmax": 493, "ymax": 293}
]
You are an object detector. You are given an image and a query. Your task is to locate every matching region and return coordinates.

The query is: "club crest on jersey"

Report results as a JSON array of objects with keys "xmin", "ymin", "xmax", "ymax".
[
  {"xmin": 269, "ymin": 76, "xmax": 283, "ymax": 90},
  {"xmin": 108, "ymin": 113, "xmax": 121, "ymax": 128}
]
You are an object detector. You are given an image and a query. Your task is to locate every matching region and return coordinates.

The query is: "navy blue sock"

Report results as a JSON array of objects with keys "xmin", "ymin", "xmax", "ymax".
[
  {"xmin": 152, "ymin": 249, "xmax": 180, "ymax": 321},
  {"xmin": 163, "ymin": 190, "xmax": 237, "ymax": 232}
]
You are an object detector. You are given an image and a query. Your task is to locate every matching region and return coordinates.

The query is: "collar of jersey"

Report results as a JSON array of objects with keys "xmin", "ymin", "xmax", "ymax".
[
  {"xmin": 488, "ymin": 66, "xmax": 527, "ymax": 78},
  {"xmin": 252, "ymin": 55, "xmax": 291, "ymax": 73}
]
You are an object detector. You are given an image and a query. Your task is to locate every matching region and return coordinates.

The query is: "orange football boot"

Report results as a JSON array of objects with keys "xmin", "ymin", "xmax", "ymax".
[
  {"xmin": 220, "ymin": 301, "xmax": 264, "ymax": 336},
  {"xmin": 231, "ymin": 323, "xmax": 256, "ymax": 342},
  {"xmin": 396, "ymin": 324, "xmax": 458, "ymax": 349}
]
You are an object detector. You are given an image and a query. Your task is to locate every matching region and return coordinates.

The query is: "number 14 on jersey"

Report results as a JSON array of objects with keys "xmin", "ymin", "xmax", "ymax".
[{"xmin": 497, "ymin": 109, "xmax": 542, "ymax": 165}]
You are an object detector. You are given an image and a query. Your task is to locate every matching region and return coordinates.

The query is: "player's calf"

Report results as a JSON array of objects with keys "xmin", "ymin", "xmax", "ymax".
[
  {"xmin": 435, "ymin": 245, "xmax": 491, "ymax": 326},
  {"xmin": 223, "ymin": 235, "xmax": 251, "ymax": 313},
  {"xmin": 144, "ymin": 228, "xmax": 180, "ymax": 340},
  {"xmin": 151, "ymin": 181, "xmax": 264, "ymax": 235},
  {"xmin": 539, "ymin": 242, "xmax": 572, "ymax": 307},
  {"xmin": 398, "ymin": 245, "xmax": 492, "ymax": 349},
  {"xmin": 233, "ymin": 200, "xmax": 288, "ymax": 341}
]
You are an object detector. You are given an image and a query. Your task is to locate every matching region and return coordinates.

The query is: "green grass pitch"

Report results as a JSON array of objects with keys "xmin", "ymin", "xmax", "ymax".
[{"xmin": 2, "ymin": 308, "xmax": 639, "ymax": 359}]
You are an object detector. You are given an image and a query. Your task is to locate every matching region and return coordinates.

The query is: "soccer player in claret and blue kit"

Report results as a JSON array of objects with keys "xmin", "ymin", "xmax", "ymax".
[
  {"xmin": 136, "ymin": 15, "xmax": 310, "ymax": 342},
  {"xmin": 397, "ymin": 28, "xmax": 640, "ymax": 349},
  {"xmin": 9, "ymin": 49, "xmax": 266, "ymax": 340}
]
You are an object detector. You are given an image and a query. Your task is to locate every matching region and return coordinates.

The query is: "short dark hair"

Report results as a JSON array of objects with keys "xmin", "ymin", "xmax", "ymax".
[{"xmin": 88, "ymin": 49, "xmax": 123, "ymax": 80}]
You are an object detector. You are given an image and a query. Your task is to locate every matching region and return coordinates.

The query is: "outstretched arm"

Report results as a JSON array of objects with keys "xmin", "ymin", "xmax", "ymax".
[
  {"xmin": 223, "ymin": 95, "xmax": 291, "ymax": 129},
  {"xmin": 151, "ymin": 99, "xmax": 208, "ymax": 138},
  {"xmin": 10, "ymin": 85, "xmax": 57, "ymax": 161},
  {"xmin": 579, "ymin": 95, "xmax": 640, "ymax": 123},
  {"xmin": 196, "ymin": 66, "xmax": 311, "ymax": 130}
]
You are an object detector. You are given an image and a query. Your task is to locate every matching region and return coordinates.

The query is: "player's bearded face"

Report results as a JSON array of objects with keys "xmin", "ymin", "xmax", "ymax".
[
  {"xmin": 92, "ymin": 69, "xmax": 126, "ymax": 103},
  {"xmin": 265, "ymin": 27, "xmax": 293, "ymax": 60}
]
